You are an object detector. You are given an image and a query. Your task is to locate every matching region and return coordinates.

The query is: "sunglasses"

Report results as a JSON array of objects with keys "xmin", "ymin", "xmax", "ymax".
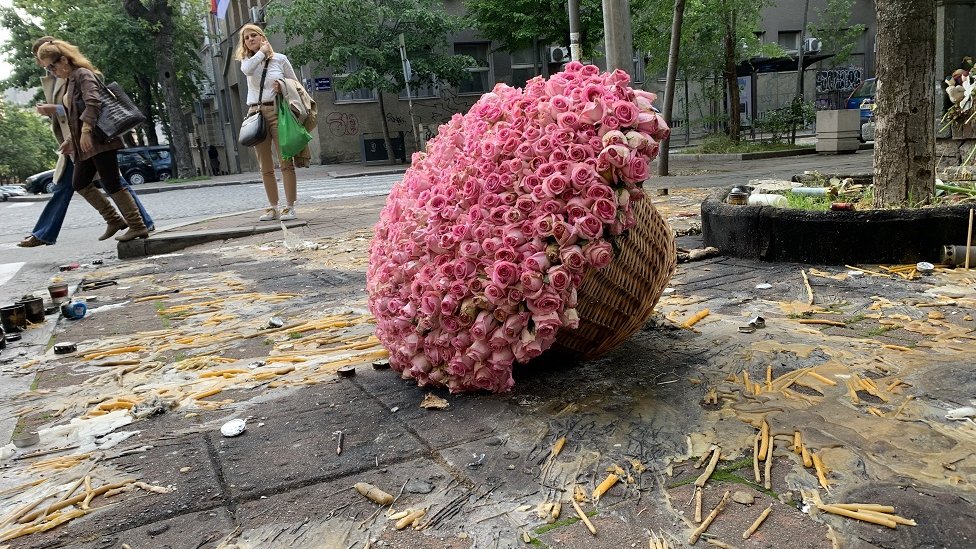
[{"xmin": 45, "ymin": 56, "xmax": 61, "ymax": 73}]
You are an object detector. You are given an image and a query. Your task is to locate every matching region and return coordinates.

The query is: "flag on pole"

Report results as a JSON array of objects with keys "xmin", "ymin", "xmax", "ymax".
[
  {"xmin": 210, "ymin": 0, "xmax": 217, "ymax": 14},
  {"xmin": 216, "ymin": 0, "xmax": 231, "ymax": 20}
]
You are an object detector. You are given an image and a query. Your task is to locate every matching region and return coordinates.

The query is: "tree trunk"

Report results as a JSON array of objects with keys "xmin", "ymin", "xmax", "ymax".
[
  {"xmin": 137, "ymin": 75, "xmax": 159, "ymax": 146},
  {"xmin": 873, "ymin": 0, "xmax": 936, "ymax": 207},
  {"xmin": 123, "ymin": 0, "xmax": 194, "ymax": 178},
  {"xmin": 722, "ymin": 5, "xmax": 740, "ymax": 141},
  {"xmin": 658, "ymin": 0, "xmax": 686, "ymax": 176},
  {"xmin": 377, "ymin": 91, "xmax": 397, "ymax": 165}
]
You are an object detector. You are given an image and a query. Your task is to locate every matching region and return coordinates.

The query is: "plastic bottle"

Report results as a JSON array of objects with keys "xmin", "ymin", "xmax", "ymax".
[
  {"xmin": 791, "ymin": 187, "xmax": 829, "ymax": 197},
  {"xmin": 747, "ymin": 194, "xmax": 788, "ymax": 207}
]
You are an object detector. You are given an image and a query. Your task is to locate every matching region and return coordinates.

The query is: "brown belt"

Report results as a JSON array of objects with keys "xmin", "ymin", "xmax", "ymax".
[{"xmin": 250, "ymin": 102, "xmax": 275, "ymax": 106}]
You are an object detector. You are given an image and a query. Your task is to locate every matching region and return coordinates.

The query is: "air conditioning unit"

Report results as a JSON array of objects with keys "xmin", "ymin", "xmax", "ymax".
[
  {"xmin": 803, "ymin": 37, "xmax": 822, "ymax": 54},
  {"xmin": 250, "ymin": 6, "xmax": 265, "ymax": 24},
  {"xmin": 548, "ymin": 46, "xmax": 570, "ymax": 64}
]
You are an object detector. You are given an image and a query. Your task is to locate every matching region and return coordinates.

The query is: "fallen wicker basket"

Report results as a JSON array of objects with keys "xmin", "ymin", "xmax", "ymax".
[{"xmin": 552, "ymin": 197, "xmax": 677, "ymax": 360}]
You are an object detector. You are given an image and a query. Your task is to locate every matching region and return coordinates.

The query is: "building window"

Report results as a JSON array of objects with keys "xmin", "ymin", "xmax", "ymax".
[
  {"xmin": 632, "ymin": 50, "xmax": 645, "ymax": 84},
  {"xmin": 400, "ymin": 80, "xmax": 440, "ymax": 100},
  {"xmin": 754, "ymin": 31, "xmax": 765, "ymax": 42},
  {"xmin": 511, "ymin": 47, "xmax": 540, "ymax": 89},
  {"xmin": 334, "ymin": 58, "xmax": 377, "ymax": 103},
  {"xmin": 777, "ymin": 31, "xmax": 800, "ymax": 51},
  {"xmin": 455, "ymin": 42, "xmax": 492, "ymax": 95}
]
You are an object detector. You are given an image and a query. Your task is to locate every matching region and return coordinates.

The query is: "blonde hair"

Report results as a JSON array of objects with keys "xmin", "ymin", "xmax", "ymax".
[
  {"xmin": 235, "ymin": 24, "xmax": 271, "ymax": 60},
  {"xmin": 36, "ymin": 39, "xmax": 99, "ymax": 74}
]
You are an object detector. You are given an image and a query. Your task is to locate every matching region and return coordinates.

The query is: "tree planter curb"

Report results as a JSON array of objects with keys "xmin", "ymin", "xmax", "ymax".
[{"xmin": 701, "ymin": 188, "xmax": 975, "ymax": 264}]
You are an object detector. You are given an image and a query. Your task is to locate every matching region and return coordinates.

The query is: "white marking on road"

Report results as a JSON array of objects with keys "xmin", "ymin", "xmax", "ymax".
[
  {"xmin": 3, "ymin": 202, "xmax": 37, "ymax": 208},
  {"xmin": 0, "ymin": 262, "xmax": 26, "ymax": 287}
]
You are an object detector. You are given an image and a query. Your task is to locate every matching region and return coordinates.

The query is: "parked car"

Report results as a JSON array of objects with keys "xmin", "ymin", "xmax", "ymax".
[
  {"xmin": 846, "ymin": 78, "xmax": 876, "ymax": 124},
  {"xmin": 121, "ymin": 145, "xmax": 174, "ymax": 181},
  {"xmin": 24, "ymin": 169, "xmax": 56, "ymax": 194},
  {"xmin": 1, "ymin": 185, "xmax": 28, "ymax": 201},
  {"xmin": 117, "ymin": 150, "xmax": 157, "ymax": 185}
]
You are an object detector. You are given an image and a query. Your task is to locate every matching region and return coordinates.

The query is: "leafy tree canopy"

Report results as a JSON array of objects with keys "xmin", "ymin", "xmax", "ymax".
[
  {"xmin": 268, "ymin": 0, "xmax": 475, "ymax": 94},
  {"xmin": 633, "ymin": 0, "xmax": 782, "ymax": 78},
  {"xmin": 0, "ymin": 98, "xmax": 58, "ymax": 181},
  {"xmin": 807, "ymin": 0, "xmax": 866, "ymax": 66},
  {"xmin": 463, "ymin": 0, "xmax": 604, "ymax": 57},
  {"xmin": 0, "ymin": 0, "xmax": 205, "ymax": 131}
]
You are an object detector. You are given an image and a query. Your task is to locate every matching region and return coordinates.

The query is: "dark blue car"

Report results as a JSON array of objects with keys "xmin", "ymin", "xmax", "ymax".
[{"xmin": 846, "ymin": 78, "xmax": 877, "ymax": 125}]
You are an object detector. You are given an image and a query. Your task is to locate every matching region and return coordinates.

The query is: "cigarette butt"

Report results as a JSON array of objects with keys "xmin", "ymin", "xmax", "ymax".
[
  {"xmin": 806, "ymin": 371, "xmax": 837, "ymax": 386},
  {"xmin": 793, "ymin": 431, "xmax": 802, "ymax": 454},
  {"xmin": 592, "ymin": 473, "xmax": 619, "ymax": 501},
  {"xmin": 801, "ymin": 444, "xmax": 813, "ymax": 468},
  {"xmin": 812, "ymin": 452, "xmax": 830, "ymax": 490},
  {"xmin": 695, "ymin": 486, "xmax": 703, "ymax": 523},
  {"xmin": 395, "ymin": 508, "xmax": 425, "ymax": 530},
  {"xmin": 571, "ymin": 499, "xmax": 597, "ymax": 535},
  {"xmin": 551, "ymin": 437, "xmax": 567, "ymax": 459},
  {"xmin": 688, "ymin": 490, "xmax": 731, "ymax": 544},
  {"xmin": 354, "ymin": 482, "xmax": 394, "ymax": 505},
  {"xmin": 758, "ymin": 420, "xmax": 769, "ymax": 461},
  {"xmin": 829, "ymin": 503, "xmax": 895, "ymax": 513},
  {"xmin": 818, "ymin": 505, "xmax": 896, "ymax": 528},
  {"xmin": 753, "ymin": 433, "xmax": 762, "ymax": 482},
  {"xmin": 682, "ymin": 309, "xmax": 710, "ymax": 329},
  {"xmin": 743, "ymin": 504, "xmax": 773, "ymax": 539}
]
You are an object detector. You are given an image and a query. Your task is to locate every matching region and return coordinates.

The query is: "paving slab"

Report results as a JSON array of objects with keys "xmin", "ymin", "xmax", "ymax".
[{"xmin": 213, "ymin": 379, "xmax": 426, "ymax": 500}]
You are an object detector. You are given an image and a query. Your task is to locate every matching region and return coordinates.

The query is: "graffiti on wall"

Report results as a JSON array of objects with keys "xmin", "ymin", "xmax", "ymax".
[
  {"xmin": 815, "ymin": 68, "xmax": 863, "ymax": 94},
  {"xmin": 325, "ymin": 112, "xmax": 360, "ymax": 136}
]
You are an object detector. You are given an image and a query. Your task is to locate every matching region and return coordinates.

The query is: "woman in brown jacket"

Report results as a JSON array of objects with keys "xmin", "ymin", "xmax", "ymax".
[{"xmin": 35, "ymin": 40, "xmax": 148, "ymax": 242}]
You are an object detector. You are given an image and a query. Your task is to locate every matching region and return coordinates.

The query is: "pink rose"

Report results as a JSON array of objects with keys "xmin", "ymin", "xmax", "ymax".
[
  {"xmin": 526, "ymin": 286, "xmax": 562, "ymax": 315},
  {"xmin": 611, "ymin": 100, "xmax": 639, "ymax": 126},
  {"xmin": 484, "ymin": 283, "xmax": 507, "ymax": 305},
  {"xmin": 601, "ymin": 115, "xmax": 621, "ymax": 131},
  {"xmin": 566, "ymin": 197, "xmax": 591, "ymax": 222},
  {"xmin": 583, "ymin": 240, "xmax": 613, "ymax": 269},
  {"xmin": 520, "ymin": 269, "xmax": 544, "ymax": 294},
  {"xmin": 579, "ymin": 101, "xmax": 604, "ymax": 125},
  {"xmin": 559, "ymin": 245, "xmax": 586, "ymax": 271},
  {"xmin": 575, "ymin": 214, "xmax": 604, "ymax": 240},
  {"xmin": 557, "ymin": 111, "xmax": 580, "ymax": 129},
  {"xmin": 636, "ymin": 112, "xmax": 659, "ymax": 134},
  {"xmin": 490, "ymin": 261, "xmax": 519, "ymax": 287},
  {"xmin": 524, "ymin": 251, "xmax": 550, "ymax": 272},
  {"xmin": 599, "ymin": 144, "xmax": 629, "ymax": 168},
  {"xmin": 547, "ymin": 265, "xmax": 572, "ymax": 292},
  {"xmin": 633, "ymin": 89, "xmax": 658, "ymax": 112},
  {"xmin": 584, "ymin": 182, "xmax": 614, "ymax": 201},
  {"xmin": 620, "ymin": 154, "xmax": 649, "ymax": 184},
  {"xmin": 552, "ymin": 220, "xmax": 578, "ymax": 246},
  {"xmin": 592, "ymin": 197, "xmax": 617, "ymax": 224},
  {"xmin": 542, "ymin": 173, "xmax": 570, "ymax": 198},
  {"xmin": 532, "ymin": 311, "xmax": 563, "ymax": 340}
]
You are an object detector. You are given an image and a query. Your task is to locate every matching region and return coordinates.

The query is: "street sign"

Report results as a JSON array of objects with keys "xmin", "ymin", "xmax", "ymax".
[{"xmin": 314, "ymin": 77, "xmax": 332, "ymax": 91}]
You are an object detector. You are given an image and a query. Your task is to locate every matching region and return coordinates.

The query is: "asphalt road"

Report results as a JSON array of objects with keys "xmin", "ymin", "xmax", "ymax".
[{"xmin": 0, "ymin": 174, "xmax": 404, "ymax": 299}]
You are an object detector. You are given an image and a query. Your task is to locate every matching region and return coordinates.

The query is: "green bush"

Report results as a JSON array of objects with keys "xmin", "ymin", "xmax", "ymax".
[{"xmin": 753, "ymin": 99, "xmax": 817, "ymax": 142}]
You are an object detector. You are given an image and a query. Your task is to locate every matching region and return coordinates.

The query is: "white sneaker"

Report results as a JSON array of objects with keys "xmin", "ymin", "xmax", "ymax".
[
  {"xmin": 259, "ymin": 207, "xmax": 279, "ymax": 221},
  {"xmin": 279, "ymin": 206, "xmax": 296, "ymax": 221}
]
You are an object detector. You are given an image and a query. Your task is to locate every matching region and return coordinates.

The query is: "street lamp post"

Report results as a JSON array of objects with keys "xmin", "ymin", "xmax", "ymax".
[{"xmin": 568, "ymin": 0, "xmax": 582, "ymax": 62}]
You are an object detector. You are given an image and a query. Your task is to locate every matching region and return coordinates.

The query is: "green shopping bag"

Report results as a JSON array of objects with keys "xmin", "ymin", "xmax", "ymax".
[{"xmin": 277, "ymin": 99, "xmax": 312, "ymax": 160}]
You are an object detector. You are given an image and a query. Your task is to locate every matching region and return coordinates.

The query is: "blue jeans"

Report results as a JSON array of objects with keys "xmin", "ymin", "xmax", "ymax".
[{"xmin": 32, "ymin": 158, "xmax": 155, "ymax": 244}]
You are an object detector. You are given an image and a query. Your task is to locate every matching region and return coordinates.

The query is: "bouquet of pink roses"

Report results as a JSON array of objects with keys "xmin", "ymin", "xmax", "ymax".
[{"xmin": 366, "ymin": 62, "xmax": 670, "ymax": 393}]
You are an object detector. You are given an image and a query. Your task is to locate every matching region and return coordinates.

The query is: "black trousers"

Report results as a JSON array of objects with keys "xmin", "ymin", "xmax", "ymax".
[{"xmin": 73, "ymin": 150, "xmax": 122, "ymax": 194}]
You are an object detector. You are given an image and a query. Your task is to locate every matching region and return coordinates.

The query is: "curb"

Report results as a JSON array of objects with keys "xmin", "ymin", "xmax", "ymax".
[
  {"xmin": 117, "ymin": 220, "xmax": 308, "ymax": 259},
  {"xmin": 329, "ymin": 168, "xmax": 408, "ymax": 179},
  {"xmin": 674, "ymin": 147, "xmax": 818, "ymax": 161}
]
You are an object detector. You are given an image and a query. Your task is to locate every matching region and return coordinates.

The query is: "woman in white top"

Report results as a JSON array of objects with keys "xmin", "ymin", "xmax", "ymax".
[{"xmin": 237, "ymin": 24, "xmax": 299, "ymax": 221}]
